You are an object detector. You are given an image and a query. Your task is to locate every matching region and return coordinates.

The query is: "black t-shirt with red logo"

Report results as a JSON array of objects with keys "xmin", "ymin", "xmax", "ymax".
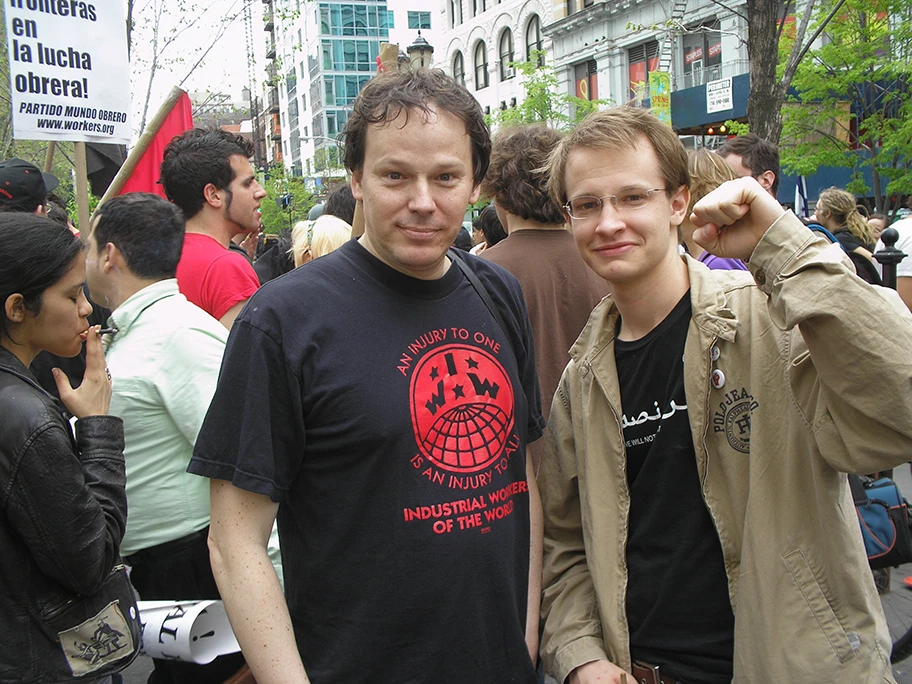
[{"xmin": 190, "ymin": 239, "xmax": 543, "ymax": 683}]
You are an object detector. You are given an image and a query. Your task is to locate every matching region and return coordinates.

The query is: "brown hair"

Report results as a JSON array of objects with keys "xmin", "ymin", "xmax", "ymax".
[
  {"xmin": 480, "ymin": 125, "xmax": 565, "ymax": 225},
  {"xmin": 687, "ymin": 149, "xmax": 737, "ymax": 214},
  {"xmin": 816, "ymin": 187, "xmax": 875, "ymax": 246},
  {"xmin": 341, "ymin": 69, "xmax": 490, "ymax": 187},
  {"xmin": 547, "ymin": 105, "xmax": 689, "ymax": 208},
  {"xmin": 718, "ymin": 133, "xmax": 780, "ymax": 195}
]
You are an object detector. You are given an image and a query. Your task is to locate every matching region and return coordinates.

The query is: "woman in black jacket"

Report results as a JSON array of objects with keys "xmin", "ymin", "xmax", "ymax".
[
  {"xmin": 0, "ymin": 213, "xmax": 131, "ymax": 683},
  {"xmin": 815, "ymin": 187, "xmax": 877, "ymax": 253}
]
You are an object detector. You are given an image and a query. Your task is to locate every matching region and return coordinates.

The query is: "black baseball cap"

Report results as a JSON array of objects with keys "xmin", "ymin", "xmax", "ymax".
[{"xmin": 0, "ymin": 158, "xmax": 59, "ymax": 209}]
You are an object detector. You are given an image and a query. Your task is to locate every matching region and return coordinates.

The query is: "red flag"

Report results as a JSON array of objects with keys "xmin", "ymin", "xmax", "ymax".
[{"xmin": 119, "ymin": 92, "xmax": 194, "ymax": 197}]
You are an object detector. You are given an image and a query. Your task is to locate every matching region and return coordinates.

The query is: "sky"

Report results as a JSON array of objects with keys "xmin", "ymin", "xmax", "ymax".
[{"xmin": 128, "ymin": 0, "xmax": 264, "ymax": 136}]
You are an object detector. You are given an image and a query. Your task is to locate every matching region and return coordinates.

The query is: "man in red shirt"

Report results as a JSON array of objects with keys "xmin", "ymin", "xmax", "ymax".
[{"xmin": 161, "ymin": 129, "xmax": 265, "ymax": 328}]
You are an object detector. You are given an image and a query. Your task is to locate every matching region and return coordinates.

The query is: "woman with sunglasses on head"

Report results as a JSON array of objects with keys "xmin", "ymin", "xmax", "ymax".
[{"xmin": 0, "ymin": 213, "xmax": 133, "ymax": 683}]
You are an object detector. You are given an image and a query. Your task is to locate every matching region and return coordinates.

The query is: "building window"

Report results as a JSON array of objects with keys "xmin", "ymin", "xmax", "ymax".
[
  {"xmin": 319, "ymin": 3, "xmax": 390, "ymax": 38},
  {"xmin": 286, "ymin": 67, "xmax": 297, "ymax": 98},
  {"xmin": 288, "ymin": 98, "xmax": 299, "ymax": 129},
  {"xmin": 407, "ymin": 11, "xmax": 430, "ymax": 29},
  {"xmin": 326, "ymin": 110, "xmax": 350, "ymax": 137},
  {"xmin": 525, "ymin": 15, "xmax": 543, "ymax": 65},
  {"xmin": 324, "ymin": 74, "xmax": 372, "ymax": 107},
  {"xmin": 321, "ymin": 39, "xmax": 381, "ymax": 72},
  {"xmin": 565, "ymin": 0, "xmax": 574, "ymax": 17},
  {"xmin": 453, "ymin": 51, "xmax": 465, "ymax": 86},
  {"xmin": 499, "ymin": 29, "xmax": 514, "ymax": 80},
  {"xmin": 450, "ymin": 0, "xmax": 462, "ymax": 27},
  {"xmin": 574, "ymin": 59, "xmax": 598, "ymax": 101},
  {"xmin": 627, "ymin": 40, "xmax": 659, "ymax": 101},
  {"xmin": 683, "ymin": 19, "xmax": 722, "ymax": 86},
  {"xmin": 474, "ymin": 41, "xmax": 489, "ymax": 90}
]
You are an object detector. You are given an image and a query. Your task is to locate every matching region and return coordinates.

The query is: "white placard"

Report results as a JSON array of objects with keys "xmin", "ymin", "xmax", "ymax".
[
  {"xmin": 138, "ymin": 600, "xmax": 241, "ymax": 664},
  {"xmin": 5, "ymin": 0, "xmax": 131, "ymax": 144},
  {"xmin": 706, "ymin": 77, "xmax": 733, "ymax": 114}
]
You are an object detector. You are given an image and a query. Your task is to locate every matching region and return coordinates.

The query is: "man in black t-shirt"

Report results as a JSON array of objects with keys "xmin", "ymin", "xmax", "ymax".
[
  {"xmin": 538, "ymin": 107, "xmax": 912, "ymax": 684},
  {"xmin": 189, "ymin": 70, "xmax": 544, "ymax": 684}
]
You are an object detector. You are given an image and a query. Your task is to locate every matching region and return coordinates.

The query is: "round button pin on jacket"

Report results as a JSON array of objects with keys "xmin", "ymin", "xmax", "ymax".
[{"xmin": 712, "ymin": 369, "xmax": 725, "ymax": 389}]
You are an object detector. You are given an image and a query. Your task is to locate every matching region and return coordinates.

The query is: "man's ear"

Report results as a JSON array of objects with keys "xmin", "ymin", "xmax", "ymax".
[
  {"xmin": 757, "ymin": 170, "xmax": 776, "ymax": 193},
  {"xmin": 669, "ymin": 185, "xmax": 691, "ymax": 227},
  {"xmin": 4, "ymin": 293, "xmax": 26, "ymax": 324},
  {"xmin": 350, "ymin": 172, "xmax": 363, "ymax": 201},
  {"xmin": 101, "ymin": 242, "xmax": 125, "ymax": 272},
  {"xmin": 202, "ymin": 183, "xmax": 223, "ymax": 208}
]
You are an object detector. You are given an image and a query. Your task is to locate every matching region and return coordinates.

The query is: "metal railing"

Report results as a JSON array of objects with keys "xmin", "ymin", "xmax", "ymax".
[{"xmin": 673, "ymin": 59, "xmax": 749, "ymax": 90}]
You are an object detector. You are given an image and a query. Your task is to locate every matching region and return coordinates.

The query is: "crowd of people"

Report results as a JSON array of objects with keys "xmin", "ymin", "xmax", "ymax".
[{"xmin": 1, "ymin": 67, "xmax": 911, "ymax": 684}]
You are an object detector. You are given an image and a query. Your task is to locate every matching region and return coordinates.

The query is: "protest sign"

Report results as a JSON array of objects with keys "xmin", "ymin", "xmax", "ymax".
[
  {"xmin": 138, "ymin": 600, "xmax": 240, "ymax": 664},
  {"xmin": 5, "ymin": 0, "xmax": 131, "ymax": 144}
]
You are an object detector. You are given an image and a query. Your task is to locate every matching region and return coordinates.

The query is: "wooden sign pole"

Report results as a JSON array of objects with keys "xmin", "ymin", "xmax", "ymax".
[
  {"xmin": 43, "ymin": 141, "xmax": 56, "ymax": 173},
  {"xmin": 74, "ymin": 142, "xmax": 90, "ymax": 232},
  {"xmin": 94, "ymin": 85, "xmax": 187, "ymax": 214}
]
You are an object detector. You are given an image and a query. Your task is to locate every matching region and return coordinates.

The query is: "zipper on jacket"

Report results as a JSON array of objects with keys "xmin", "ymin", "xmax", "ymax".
[
  {"xmin": 40, "ymin": 564, "xmax": 126, "ymax": 620},
  {"xmin": 697, "ymin": 335, "xmax": 738, "ymax": 599},
  {"xmin": 589, "ymin": 357, "xmax": 634, "ymax": 651}
]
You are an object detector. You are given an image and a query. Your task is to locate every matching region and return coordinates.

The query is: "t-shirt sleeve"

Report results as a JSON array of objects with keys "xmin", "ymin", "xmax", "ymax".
[
  {"xmin": 188, "ymin": 317, "xmax": 304, "ymax": 501},
  {"xmin": 515, "ymin": 288, "xmax": 545, "ymax": 443},
  {"xmin": 475, "ymin": 260, "xmax": 545, "ymax": 444},
  {"xmin": 202, "ymin": 252, "xmax": 261, "ymax": 320},
  {"xmin": 896, "ymin": 229, "xmax": 912, "ymax": 278}
]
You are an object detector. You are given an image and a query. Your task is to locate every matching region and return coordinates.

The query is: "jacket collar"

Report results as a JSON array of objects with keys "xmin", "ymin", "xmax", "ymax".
[
  {"xmin": 569, "ymin": 254, "xmax": 740, "ymax": 364},
  {"xmin": 0, "ymin": 345, "xmax": 46, "ymax": 394}
]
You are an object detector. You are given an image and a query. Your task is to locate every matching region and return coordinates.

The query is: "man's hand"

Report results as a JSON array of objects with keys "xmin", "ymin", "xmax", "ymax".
[
  {"xmin": 690, "ymin": 177, "xmax": 786, "ymax": 261},
  {"xmin": 238, "ymin": 230, "xmax": 261, "ymax": 260},
  {"xmin": 569, "ymin": 659, "xmax": 634, "ymax": 684}
]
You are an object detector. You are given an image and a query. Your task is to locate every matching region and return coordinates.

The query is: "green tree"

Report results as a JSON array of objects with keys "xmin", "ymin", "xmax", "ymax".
[
  {"xmin": 780, "ymin": 0, "xmax": 912, "ymax": 215},
  {"xmin": 486, "ymin": 51, "xmax": 608, "ymax": 131},
  {"xmin": 626, "ymin": 1, "xmax": 844, "ymax": 143},
  {"xmin": 258, "ymin": 164, "xmax": 316, "ymax": 234}
]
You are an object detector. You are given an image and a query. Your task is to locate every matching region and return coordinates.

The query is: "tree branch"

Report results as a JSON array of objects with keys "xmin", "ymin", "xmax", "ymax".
[
  {"xmin": 706, "ymin": 0, "xmax": 746, "ymax": 21},
  {"xmin": 780, "ymin": 0, "xmax": 817, "ymax": 90},
  {"xmin": 792, "ymin": 0, "xmax": 849, "ymax": 69}
]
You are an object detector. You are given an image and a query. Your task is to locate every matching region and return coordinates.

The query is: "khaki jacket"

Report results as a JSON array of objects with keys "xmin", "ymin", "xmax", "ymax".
[{"xmin": 539, "ymin": 212, "xmax": 912, "ymax": 684}]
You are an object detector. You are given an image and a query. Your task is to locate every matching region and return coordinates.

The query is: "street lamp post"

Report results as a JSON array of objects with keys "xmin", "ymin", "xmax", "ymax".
[{"xmin": 407, "ymin": 31, "xmax": 434, "ymax": 70}]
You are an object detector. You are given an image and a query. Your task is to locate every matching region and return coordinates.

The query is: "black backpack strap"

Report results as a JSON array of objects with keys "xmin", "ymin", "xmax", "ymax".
[
  {"xmin": 449, "ymin": 249, "xmax": 511, "ymax": 339},
  {"xmin": 848, "ymin": 473, "xmax": 869, "ymax": 506}
]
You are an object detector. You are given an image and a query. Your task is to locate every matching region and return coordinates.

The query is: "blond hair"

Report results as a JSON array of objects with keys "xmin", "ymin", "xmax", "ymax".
[
  {"xmin": 687, "ymin": 149, "xmax": 737, "ymax": 215},
  {"xmin": 547, "ymin": 105, "xmax": 689, "ymax": 208},
  {"xmin": 291, "ymin": 215, "xmax": 352, "ymax": 267},
  {"xmin": 816, "ymin": 187, "xmax": 875, "ymax": 246}
]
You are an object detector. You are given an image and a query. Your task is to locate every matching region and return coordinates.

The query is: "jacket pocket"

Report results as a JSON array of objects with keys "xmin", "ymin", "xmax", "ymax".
[{"xmin": 782, "ymin": 549, "xmax": 856, "ymax": 664}]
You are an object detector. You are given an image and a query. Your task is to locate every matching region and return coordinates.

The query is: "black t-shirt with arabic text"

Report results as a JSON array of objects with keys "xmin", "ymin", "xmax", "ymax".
[{"xmin": 615, "ymin": 292, "xmax": 734, "ymax": 684}]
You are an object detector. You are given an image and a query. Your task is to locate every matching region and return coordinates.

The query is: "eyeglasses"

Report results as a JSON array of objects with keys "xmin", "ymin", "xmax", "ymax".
[{"xmin": 563, "ymin": 187, "xmax": 666, "ymax": 222}]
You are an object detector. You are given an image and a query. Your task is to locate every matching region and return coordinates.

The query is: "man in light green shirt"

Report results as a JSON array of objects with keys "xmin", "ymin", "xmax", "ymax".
[{"xmin": 85, "ymin": 192, "xmax": 245, "ymax": 683}]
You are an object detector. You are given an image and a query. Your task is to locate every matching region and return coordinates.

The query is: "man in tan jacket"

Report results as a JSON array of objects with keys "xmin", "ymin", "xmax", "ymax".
[{"xmin": 539, "ymin": 107, "xmax": 912, "ymax": 684}]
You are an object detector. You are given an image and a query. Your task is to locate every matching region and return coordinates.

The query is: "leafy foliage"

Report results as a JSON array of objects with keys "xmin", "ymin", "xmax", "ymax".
[
  {"xmin": 723, "ymin": 119, "xmax": 751, "ymax": 136},
  {"xmin": 485, "ymin": 51, "xmax": 609, "ymax": 131},
  {"xmin": 258, "ymin": 163, "xmax": 316, "ymax": 234},
  {"xmin": 781, "ymin": 0, "xmax": 912, "ymax": 213}
]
